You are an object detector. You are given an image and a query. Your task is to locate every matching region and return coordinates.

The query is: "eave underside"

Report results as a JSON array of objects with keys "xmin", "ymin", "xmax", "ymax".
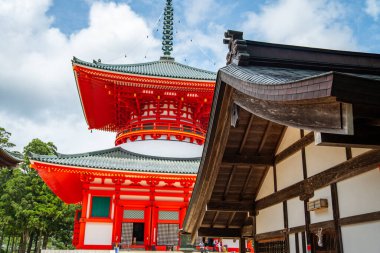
[
  {"xmin": 31, "ymin": 161, "xmax": 197, "ymax": 204},
  {"xmin": 183, "ymin": 65, "xmax": 380, "ymax": 240}
]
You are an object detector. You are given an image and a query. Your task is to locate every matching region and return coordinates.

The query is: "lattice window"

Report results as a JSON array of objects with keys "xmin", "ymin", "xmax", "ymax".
[
  {"xmin": 157, "ymin": 223, "xmax": 179, "ymax": 245},
  {"xmin": 257, "ymin": 240, "xmax": 286, "ymax": 253},
  {"xmin": 121, "ymin": 223, "xmax": 133, "ymax": 246},
  {"xmin": 159, "ymin": 211, "xmax": 179, "ymax": 221},
  {"xmin": 123, "ymin": 210, "xmax": 144, "ymax": 219}
]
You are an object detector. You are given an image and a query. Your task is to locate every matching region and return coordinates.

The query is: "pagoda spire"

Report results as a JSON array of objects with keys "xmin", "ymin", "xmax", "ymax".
[{"xmin": 161, "ymin": 0, "xmax": 174, "ymax": 58}]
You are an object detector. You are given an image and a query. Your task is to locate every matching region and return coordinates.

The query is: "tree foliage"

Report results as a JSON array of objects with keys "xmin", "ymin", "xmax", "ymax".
[
  {"xmin": 0, "ymin": 127, "xmax": 15, "ymax": 149},
  {"xmin": 0, "ymin": 128, "xmax": 77, "ymax": 253}
]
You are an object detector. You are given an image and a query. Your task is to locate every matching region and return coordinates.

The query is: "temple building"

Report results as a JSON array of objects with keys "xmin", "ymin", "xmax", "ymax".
[
  {"xmin": 30, "ymin": 0, "xmax": 215, "ymax": 250},
  {"xmin": 183, "ymin": 31, "xmax": 380, "ymax": 253},
  {"xmin": 0, "ymin": 148, "xmax": 22, "ymax": 169}
]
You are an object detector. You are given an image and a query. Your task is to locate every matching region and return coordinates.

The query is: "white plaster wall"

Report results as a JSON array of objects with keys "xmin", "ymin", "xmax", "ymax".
[
  {"xmin": 84, "ymin": 222, "xmax": 113, "ymax": 245},
  {"xmin": 338, "ymin": 168, "xmax": 380, "ymax": 218},
  {"xmin": 222, "ymin": 239, "xmax": 239, "ymax": 249},
  {"xmin": 351, "ymin": 148, "xmax": 371, "ymax": 157},
  {"xmin": 305, "ymin": 145, "xmax": 346, "ymax": 177},
  {"xmin": 341, "ymin": 221, "xmax": 380, "ymax": 253},
  {"xmin": 120, "ymin": 195, "xmax": 149, "ymax": 201},
  {"xmin": 256, "ymin": 167, "xmax": 274, "ymax": 200},
  {"xmin": 276, "ymin": 127, "xmax": 300, "ymax": 154},
  {"xmin": 256, "ymin": 203, "xmax": 284, "ymax": 234},
  {"xmin": 276, "ymin": 152, "xmax": 303, "ymax": 191},
  {"xmin": 287, "ymin": 197, "xmax": 305, "ymax": 228},
  {"xmin": 289, "ymin": 234, "xmax": 296, "ymax": 253},
  {"xmin": 309, "ymin": 186, "xmax": 333, "ymax": 224},
  {"xmin": 155, "ymin": 196, "xmax": 184, "ymax": 202}
]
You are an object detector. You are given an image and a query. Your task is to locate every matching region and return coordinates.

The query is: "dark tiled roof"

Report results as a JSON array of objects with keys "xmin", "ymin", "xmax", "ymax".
[
  {"xmin": 72, "ymin": 57, "xmax": 216, "ymax": 81},
  {"xmin": 30, "ymin": 147, "xmax": 200, "ymax": 174},
  {"xmin": 220, "ymin": 64, "xmax": 380, "ymax": 86},
  {"xmin": 0, "ymin": 148, "xmax": 23, "ymax": 168}
]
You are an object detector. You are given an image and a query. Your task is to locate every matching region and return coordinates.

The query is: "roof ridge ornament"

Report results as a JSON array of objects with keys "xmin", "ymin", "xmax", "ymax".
[
  {"xmin": 161, "ymin": 0, "xmax": 174, "ymax": 60},
  {"xmin": 224, "ymin": 30, "xmax": 249, "ymax": 66}
]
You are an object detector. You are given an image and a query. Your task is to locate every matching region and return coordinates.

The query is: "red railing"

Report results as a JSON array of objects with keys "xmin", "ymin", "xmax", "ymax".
[{"xmin": 115, "ymin": 120, "xmax": 206, "ymax": 145}]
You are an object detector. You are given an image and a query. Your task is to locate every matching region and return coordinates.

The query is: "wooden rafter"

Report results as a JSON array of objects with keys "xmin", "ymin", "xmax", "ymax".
[
  {"xmin": 223, "ymin": 166, "xmax": 236, "ymax": 200},
  {"xmin": 257, "ymin": 121, "xmax": 272, "ymax": 154},
  {"xmin": 211, "ymin": 211, "xmax": 220, "ymax": 228},
  {"xmin": 239, "ymin": 167, "xmax": 254, "ymax": 201},
  {"xmin": 239, "ymin": 114, "xmax": 254, "ymax": 154},
  {"xmin": 207, "ymin": 201, "xmax": 255, "ymax": 213},
  {"xmin": 222, "ymin": 155, "xmax": 273, "ymax": 166}
]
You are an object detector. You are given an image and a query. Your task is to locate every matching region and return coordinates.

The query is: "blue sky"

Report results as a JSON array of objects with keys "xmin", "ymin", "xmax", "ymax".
[{"xmin": 0, "ymin": 0, "xmax": 379, "ymax": 154}]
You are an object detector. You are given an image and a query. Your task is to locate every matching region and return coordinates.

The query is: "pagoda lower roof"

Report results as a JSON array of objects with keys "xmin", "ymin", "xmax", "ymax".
[
  {"xmin": 72, "ymin": 57, "xmax": 216, "ymax": 81},
  {"xmin": 29, "ymin": 147, "xmax": 200, "ymax": 174},
  {"xmin": 0, "ymin": 148, "xmax": 23, "ymax": 168}
]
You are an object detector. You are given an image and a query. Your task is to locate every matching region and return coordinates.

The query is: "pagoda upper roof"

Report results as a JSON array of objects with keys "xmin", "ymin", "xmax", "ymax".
[
  {"xmin": 0, "ymin": 148, "xmax": 23, "ymax": 168},
  {"xmin": 72, "ymin": 57, "xmax": 216, "ymax": 81},
  {"xmin": 30, "ymin": 146, "xmax": 200, "ymax": 174}
]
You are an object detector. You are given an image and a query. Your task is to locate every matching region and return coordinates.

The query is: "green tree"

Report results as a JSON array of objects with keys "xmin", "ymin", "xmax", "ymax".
[
  {"xmin": 0, "ymin": 127, "xmax": 15, "ymax": 149},
  {"xmin": 0, "ymin": 137, "xmax": 76, "ymax": 253}
]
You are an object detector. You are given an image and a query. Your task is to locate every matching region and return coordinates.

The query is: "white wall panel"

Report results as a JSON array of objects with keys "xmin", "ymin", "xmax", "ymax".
[
  {"xmin": 289, "ymin": 234, "xmax": 296, "ymax": 253},
  {"xmin": 309, "ymin": 186, "xmax": 333, "ymax": 224},
  {"xmin": 287, "ymin": 197, "xmax": 305, "ymax": 228},
  {"xmin": 338, "ymin": 168, "xmax": 380, "ymax": 218},
  {"xmin": 256, "ymin": 167, "xmax": 274, "ymax": 200},
  {"xmin": 256, "ymin": 203, "xmax": 283, "ymax": 234},
  {"xmin": 351, "ymin": 148, "xmax": 371, "ymax": 157},
  {"xmin": 305, "ymin": 145, "xmax": 346, "ymax": 177},
  {"xmin": 276, "ymin": 127, "xmax": 300, "ymax": 154},
  {"xmin": 276, "ymin": 152, "xmax": 303, "ymax": 191},
  {"xmin": 341, "ymin": 221, "xmax": 380, "ymax": 253},
  {"xmin": 84, "ymin": 222, "xmax": 113, "ymax": 245}
]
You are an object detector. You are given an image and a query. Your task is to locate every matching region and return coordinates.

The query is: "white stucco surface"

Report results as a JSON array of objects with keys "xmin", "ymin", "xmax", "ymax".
[
  {"xmin": 305, "ymin": 145, "xmax": 346, "ymax": 177},
  {"xmin": 276, "ymin": 127, "xmax": 300, "ymax": 154},
  {"xmin": 309, "ymin": 186, "xmax": 333, "ymax": 224},
  {"xmin": 256, "ymin": 167, "xmax": 274, "ymax": 200},
  {"xmin": 256, "ymin": 203, "xmax": 283, "ymax": 234},
  {"xmin": 341, "ymin": 221, "xmax": 380, "ymax": 253},
  {"xmin": 287, "ymin": 197, "xmax": 305, "ymax": 228},
  {"xmin": 276, "ymin": 152, "xmax": 303, "ymax": 190},
  {"xmin": 84, "ymin": 222, "xmax": 113, "ymax": 245},
  {"xmin": 338, "ymin": 168, "xmax": 380, "ymax": 218}
]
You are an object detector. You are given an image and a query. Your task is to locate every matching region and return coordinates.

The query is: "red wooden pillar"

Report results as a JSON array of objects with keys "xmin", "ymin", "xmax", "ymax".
[
  {"xmin": 112, "ymin": 182, "xmax": 121, "ymax": 245},
  {"xmin": 145, "ymin": 205, "xmax": 152, "ymax": 250},
  {"xmin": 78, "ymin": 185, "xmax": 90, "ymax": 248}
]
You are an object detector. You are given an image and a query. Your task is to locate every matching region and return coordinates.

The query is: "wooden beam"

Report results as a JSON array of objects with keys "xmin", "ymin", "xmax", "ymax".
[
  {"xmin": 211, "ymin": 211, "xmax": 220, "ymax": 228},
  {"xmin": 256, "ymin": 149, "xmax": 380, "ymax": 210},
  {"xmin": 255, "ymin": 230, "xmax": 285, "ymax": 241},
  {"xmin": 223, "ymin": 167, "xmax": 236, "ymax": 200},
  {"xmin": 227, "ymin": 212, "xmax": 236, "ymax": 228},
  {"xmin": 207, "ymin": 201, "xmax": 255, "ymax": 212},
  {"xmin": 275, "ymin": 132, "xmax": 314, "ymax": 164},
  {"xmin": 239, "ymin": 114, "xmax": 254, "ymax": 154},
  {"xmin": 183, "ymin": 83, "xmax": 234, "ymax": 240},
  {"xmin": 257, "ymin": 121, "xmax": 272, "ymax": 154},
  {"xmin": 339, "ymin": 211, "xmax": 380, "ymax": 226},
  {"xmin": 222, "ymin": 154, "xmax": 273, "ymax": 166},
  {"xmin": 198, "ymin": 228, "xmax": 241, "ymax": 237},
  {"xmin": 240, "ymin": 167, "xmax": 254, "ymax": 201},
  {"xmin": 233, "ymin": 90, "xmax": 353, "ymax": 135},
  {"xmin": 315, "ymin": 130, "xmax": 380, "ymax": 149}
]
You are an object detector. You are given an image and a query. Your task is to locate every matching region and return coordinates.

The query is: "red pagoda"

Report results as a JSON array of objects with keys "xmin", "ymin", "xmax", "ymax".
[{"xmin": 30, "ymin": 0, "xmax": 215, "ymax": 250}]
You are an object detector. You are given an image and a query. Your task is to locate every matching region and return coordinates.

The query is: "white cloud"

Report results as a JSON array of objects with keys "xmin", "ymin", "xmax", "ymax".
[
  {"xmin": 183, "ymin": 0, "xmax": 216, "ymax": 27},
  {"xmin": 242, "ymin": 0, "xmax": 357, "ymax": 51},
  {"xmin": 365, "ymin": 0, "xmax": 380, "ymax": 20},
  {"xmin": 0, "ymin": 0, "xmax": 161, "ymax": 152}
]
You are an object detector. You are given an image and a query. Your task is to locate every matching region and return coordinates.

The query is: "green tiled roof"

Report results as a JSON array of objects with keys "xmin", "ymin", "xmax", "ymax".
[
  {"xmin": 72, "ymin": 57, "xmax": 216, "ymax": 81},
  {"xmin": 30, "ymin": 147, "xmax": 200, "ymax": 174}
]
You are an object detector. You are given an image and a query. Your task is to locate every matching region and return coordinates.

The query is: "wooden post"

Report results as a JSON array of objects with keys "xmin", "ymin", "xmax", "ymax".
[{"xmin": 240, "ymin": 237, "xmax": 246, "ymax": 253}]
